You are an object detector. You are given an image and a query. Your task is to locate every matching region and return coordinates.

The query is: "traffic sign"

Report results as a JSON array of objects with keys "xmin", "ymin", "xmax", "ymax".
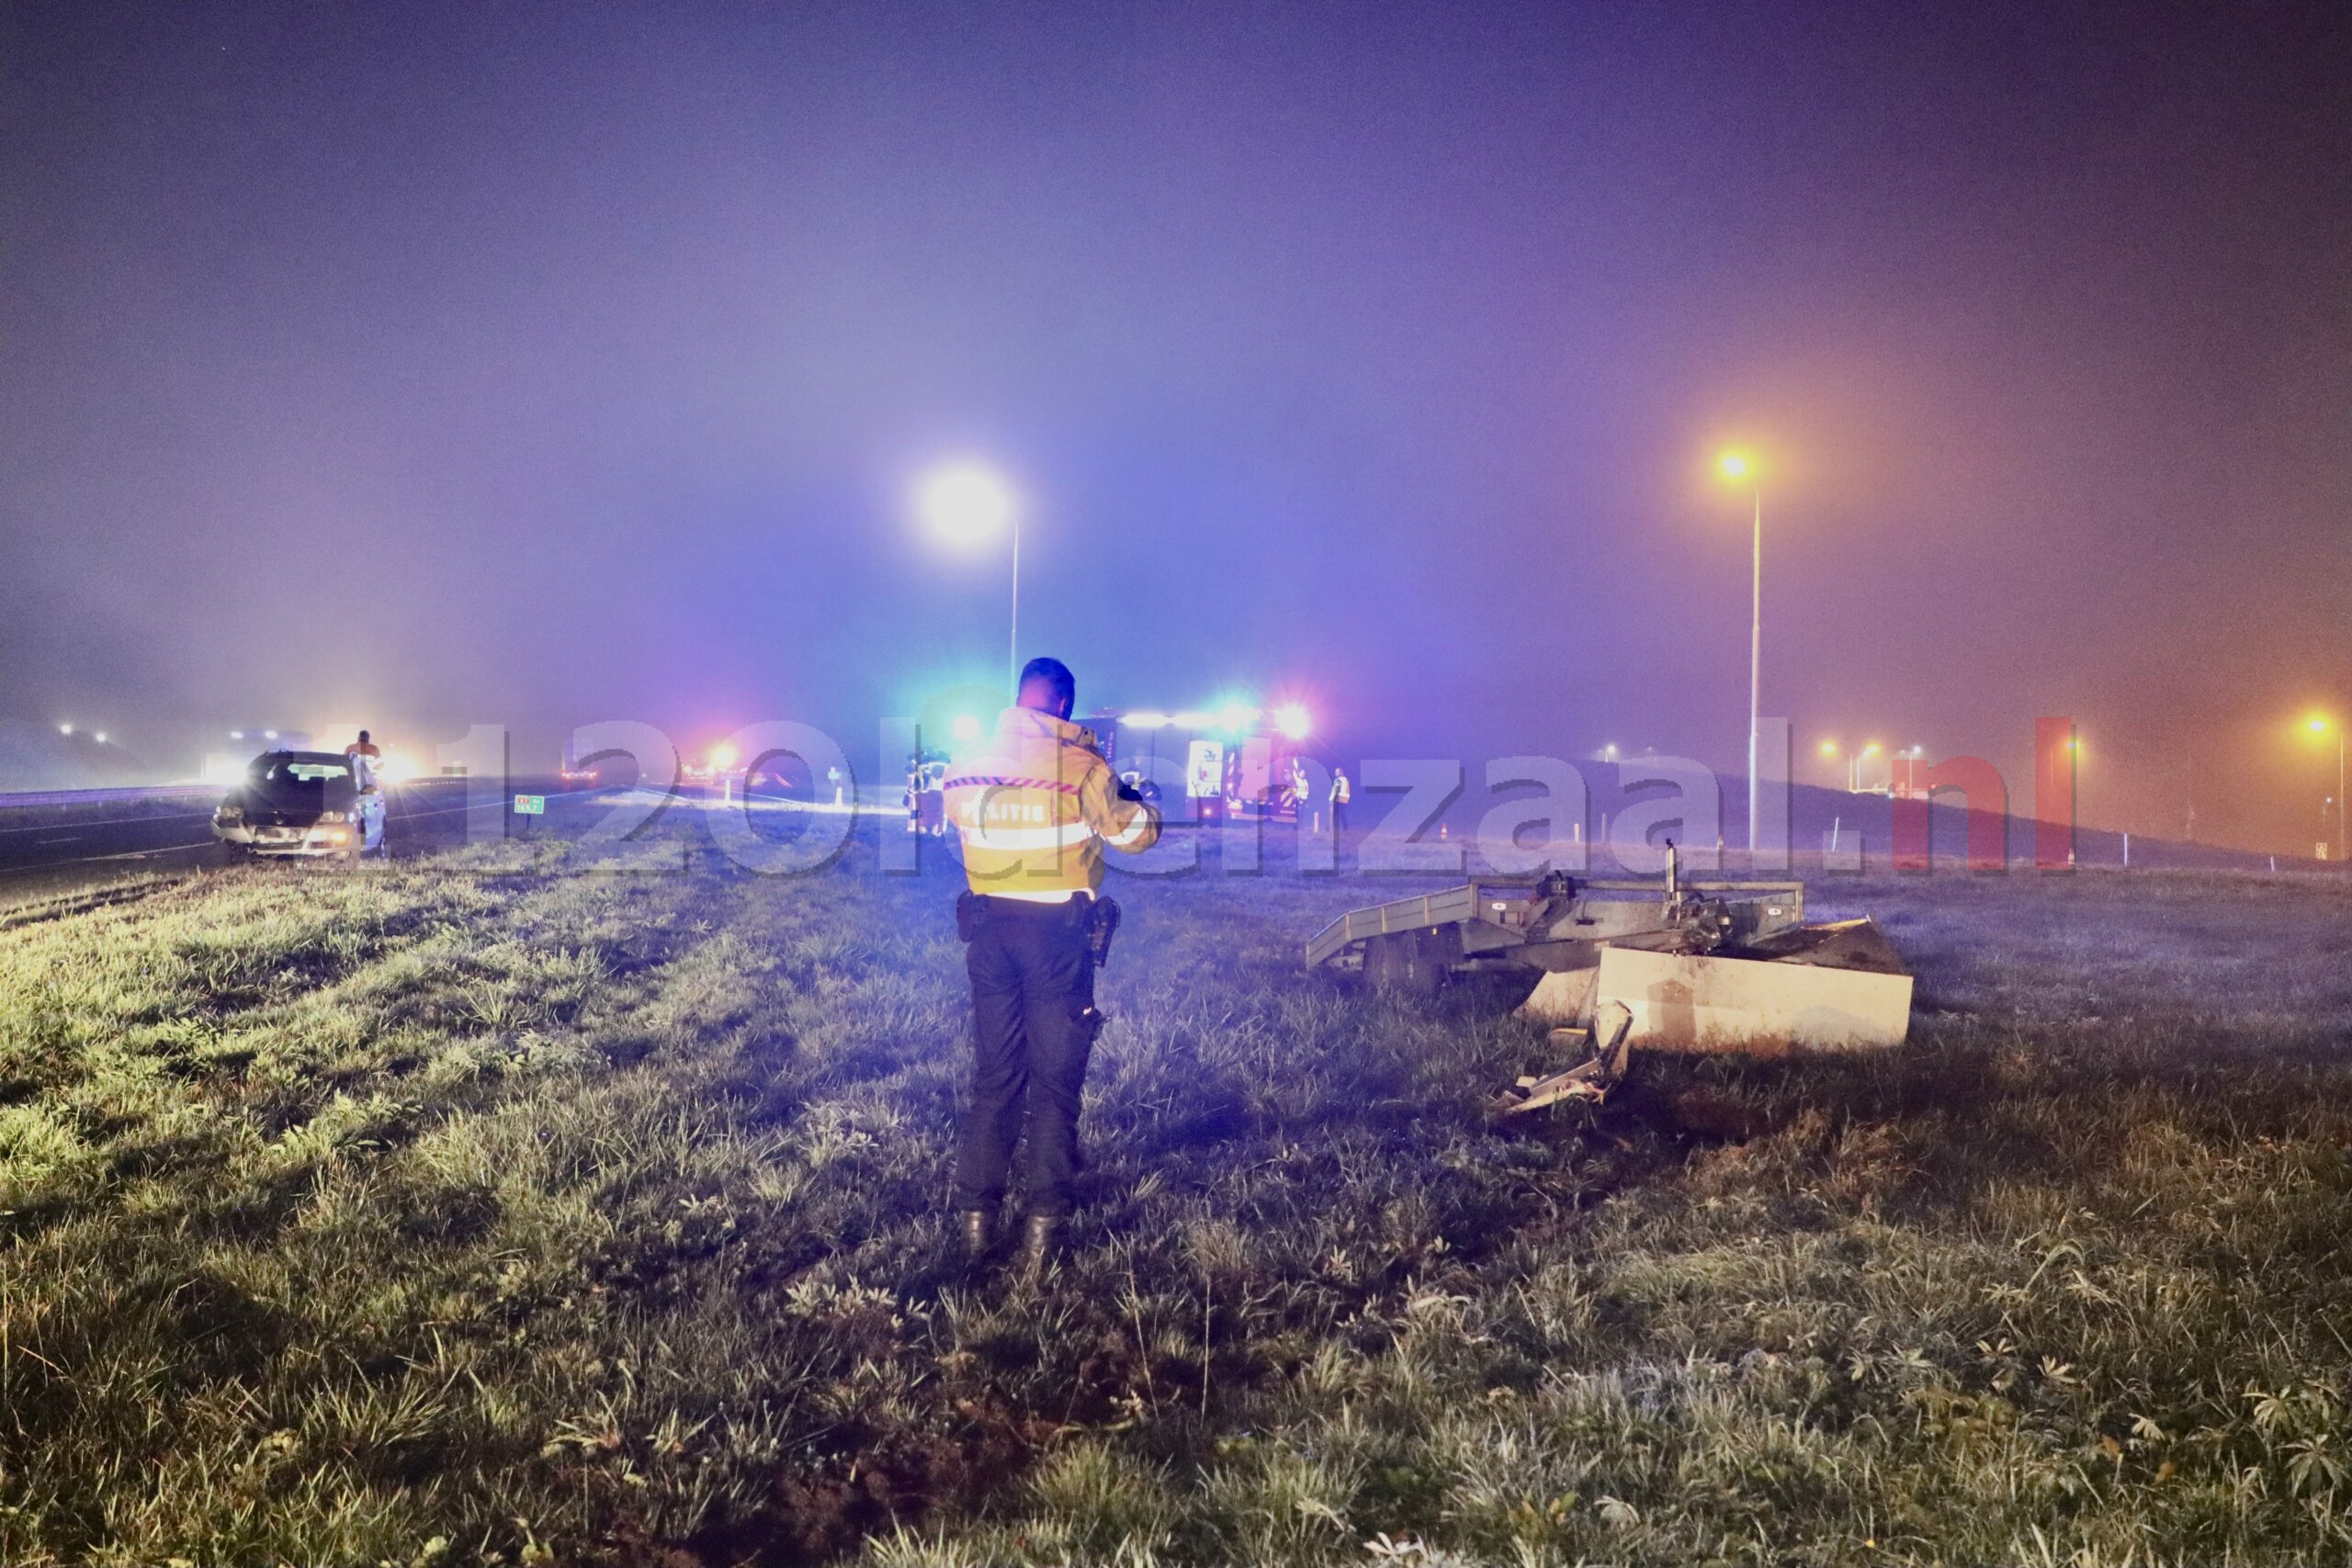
[{"xmin": 514, "ymin": 795, "xmax": 546, "ymax": 816}]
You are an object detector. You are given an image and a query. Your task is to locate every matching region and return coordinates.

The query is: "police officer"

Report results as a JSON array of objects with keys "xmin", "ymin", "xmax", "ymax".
[{"xmin": 941, "ymin": 657, "xmax": 1160, "ymax": 1275}]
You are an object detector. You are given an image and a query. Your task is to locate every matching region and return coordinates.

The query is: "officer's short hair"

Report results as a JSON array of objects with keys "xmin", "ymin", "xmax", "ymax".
[
  {"xmin": 357, "ymin": 729, "xmax": 370, "ymax": 743},
  {"xmin": 1018, "ymin": 657, "xmax": 1076, "ymax": 717}
]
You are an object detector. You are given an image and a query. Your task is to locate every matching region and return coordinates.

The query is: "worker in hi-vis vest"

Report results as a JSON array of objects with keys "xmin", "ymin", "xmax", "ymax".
[
  {"xmin": 1329, "ymin": 765, "xmax": 1352, "ymax": 832},
  {"xmin": 941, "ymin": 656, "xmax": 1159, "ymax": 1277}
]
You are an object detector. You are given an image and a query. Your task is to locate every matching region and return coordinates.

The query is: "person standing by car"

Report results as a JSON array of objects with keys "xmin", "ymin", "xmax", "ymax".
[
  {"xmin": 942, "ymin": 657, "xmax": 1159, "ymax": 1278},
  {"xmin": 343, "ymin": 730, "xmax": 386, "ymax": 855}
]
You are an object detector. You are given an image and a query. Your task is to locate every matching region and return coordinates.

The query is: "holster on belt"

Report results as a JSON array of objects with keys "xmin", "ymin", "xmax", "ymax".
[{"xmin": 1084, "ymin": 895, "xmax": 1120, "ymax": 967}]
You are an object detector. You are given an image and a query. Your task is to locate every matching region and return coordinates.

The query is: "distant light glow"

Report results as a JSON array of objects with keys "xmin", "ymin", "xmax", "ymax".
[
  {"xmin": 1716, "ymin": 450, "xmax": 1753, "ymax": 481},
  {"xmin": 950, "ymin": 714, "xmax": 982, "ymax": 743},
  {"xmin": 231, "ymin": 730, "xmax": 244, "ymax": 740},
  {"xmin": 1817, "ymin": 739, "xmax": 1838, "ymax": 756},
  {"xmin": 915, "ymin": 462, "xmax": 1016, "ymax": 545},
  {"xmin": 265, "ymin": 729, "xmax": 279, "ymax": 739},
  {"xmin": 1602, "ymin": 743, "xmax": 1618, "ymax": 760},
  {"xmin": 378, "ymin": 753, "xmax": 418, "ymax": 785},
  {"xmin": 1124, "ymin": 711, "xmax": 1170, "ymax": 729},
  {"xmin": 94, "ymin": 732, "xmax": 107, "ymax": 744},
  {"xmin": 2309, "ymin": 715, "xmax": 2333, "ymax": 735},
  {"xmin": 1170, "ymin": 710, "xmax": 1214, "ymax": 729},
  {"xmin": 1218, "ymin": 702, "xmax": 1256, "ymax": 732},
  {"xmin": 1861, "ymin": 742, "xmax": 1881, "ymax": 757},
  {"xmin": 711, "ymin": 743, "xmax": 739, "ymax": 771},
  {"xmin": 58, "ymin": 723, "xmax": 72, "ymax": 736},
  {"xmin": 1272, "ymin": 703, "xmax": 1311, "ymax": 739}
]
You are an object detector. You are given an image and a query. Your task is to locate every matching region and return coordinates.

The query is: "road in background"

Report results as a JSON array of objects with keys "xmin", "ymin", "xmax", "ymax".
[
  {"xmin": 0, "ymin": 779, "xmax": 522, "ymax": 906},
  {"xmin": 0, "ymin": 773, "xmax": 865, "ymax": 909}
]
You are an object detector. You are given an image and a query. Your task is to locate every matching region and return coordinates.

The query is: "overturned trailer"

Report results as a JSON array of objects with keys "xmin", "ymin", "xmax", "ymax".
[{"xmin": 1304, "ymin": 849, "xmax": 1913, "ymax": 1108}]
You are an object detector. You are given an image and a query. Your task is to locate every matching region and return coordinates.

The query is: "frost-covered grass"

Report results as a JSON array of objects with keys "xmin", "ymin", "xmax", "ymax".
[{"xmin": 2, "ymin": 818, "xmax": 2347, "ymax": 1566}]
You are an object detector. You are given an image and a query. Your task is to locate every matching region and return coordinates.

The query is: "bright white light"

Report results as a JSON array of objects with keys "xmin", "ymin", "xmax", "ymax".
[
  {"xmin": 1218, "ymin": 703, "xmax": 1255, "ymax": 732},
  {"xmin": 58, "ymin": 724, "xmax": 72, "ymax": 736},
  {"xmin": 265, "ymin": 729, "xmax": 279, "ymax": 739},
  {"xmin": 950, "ymin": 714, "xmax": 982, "ymax": 743},
  {"xmin": 377, "ymin": 753, "xmax": 417, "ymax": 785},
  {"xmin": 1124, "ymin": 711, "xmax": 1171, "ymax": 729},
  {"xmin": 1603, "ymin": 743, "xmax": 1619, "ymax": 760},
  {"xmin": 231, "ymin": 730, "xmax": 245, "ymax": 740},
  {"xmin": 94, "ymin": 732, "xmax": 107, "ymax": 745},
  {"xmin": 1170, "ymin": 710, "xmax": 1214, "ymax": 729},
  {"xmin": 711, "ymin": 743, "xmax": 739, "ymax": 771},
  {"xmin": 915, "ymin": 462, "xmax": 1016, "ymax": 546},
  {"xmin": 1273, "ymin": 704, "xmax": 1311, "ymax": 739}
]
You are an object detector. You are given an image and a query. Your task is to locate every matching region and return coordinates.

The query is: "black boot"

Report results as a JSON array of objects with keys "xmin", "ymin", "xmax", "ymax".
[
  {"xmin": 1016, "ymin": 1212, "xmax": 1067, "ymax": 1279},
  {"xmin": 957, "ymin": 1207, "xmax": 996, "ymax": 1268}
]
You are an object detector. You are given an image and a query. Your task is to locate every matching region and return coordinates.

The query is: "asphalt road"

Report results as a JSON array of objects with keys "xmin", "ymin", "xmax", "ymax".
[
  {"xmin": 0, "ymin": 780, "xmax": 548, "ymax": 906},
  {"xmin": 0, "ymin": 778, "xmax": 922, "ymax": 910}
]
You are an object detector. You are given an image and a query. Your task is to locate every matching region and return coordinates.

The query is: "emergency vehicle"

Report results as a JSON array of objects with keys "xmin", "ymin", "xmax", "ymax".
[{"xmin": 1082, "ymin": 702, "xmax": 1323, "ymax": 823}]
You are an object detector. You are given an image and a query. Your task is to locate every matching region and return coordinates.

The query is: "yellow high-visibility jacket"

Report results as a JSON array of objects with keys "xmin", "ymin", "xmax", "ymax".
[{"xmin": 944, "ymin": 706, "xmax": 1160, "ymax": 899}]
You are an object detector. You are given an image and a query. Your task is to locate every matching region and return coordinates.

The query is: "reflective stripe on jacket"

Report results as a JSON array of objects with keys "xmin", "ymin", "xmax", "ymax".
[{"xmin": 944, "ymin": 706, "xmax": 1160, "ymax": 897}]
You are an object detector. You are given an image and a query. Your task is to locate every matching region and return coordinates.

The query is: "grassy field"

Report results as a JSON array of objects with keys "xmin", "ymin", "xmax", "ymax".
[{"xmin": 3, "ymin": 807, "xmax": 2349, "ymax": 1566}]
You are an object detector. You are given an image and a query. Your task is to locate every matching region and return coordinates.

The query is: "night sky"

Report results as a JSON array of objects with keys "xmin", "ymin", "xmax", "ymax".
[{"xmin": 3, "ymin": 3, "xmax": 2345, "ymax": 850}]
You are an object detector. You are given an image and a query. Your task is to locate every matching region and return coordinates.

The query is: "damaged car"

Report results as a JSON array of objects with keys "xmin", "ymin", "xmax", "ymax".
[{"xmin": 211, "ymin": 750, "xmax": 386, "ymax": 860}]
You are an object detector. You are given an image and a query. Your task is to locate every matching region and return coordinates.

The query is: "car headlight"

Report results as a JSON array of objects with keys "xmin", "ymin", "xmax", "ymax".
[{"xmin": 215, "ymin": 804, "xmax": 243, "ymax": 824}]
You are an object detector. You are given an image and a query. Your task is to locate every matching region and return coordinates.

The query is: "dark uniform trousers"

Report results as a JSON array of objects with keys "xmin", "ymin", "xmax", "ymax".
[{"xmin": 955, "ymin": 895, "xmax": 1102, "ymax": 1218}]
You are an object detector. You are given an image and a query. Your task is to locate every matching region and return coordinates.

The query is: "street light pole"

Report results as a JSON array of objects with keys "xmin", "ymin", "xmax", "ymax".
[
  {"xmin": 2324, "ymin": 728, "xmax": 2342, "ymax": 864},
  {"xmin": 2305, "ymin": 716, "xmax": 2346, "ymax": 863},
  {"xmin": 915, "ymin": 460, "xmax": 1023, "ymax": 703},
  {"xmin": 1747, "ymin": 479, "xmax": 1761, "ymax": 864},
  {"xmin": 1715, "ymin": 450, "xmax": 1765, "ymax": 863}
]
